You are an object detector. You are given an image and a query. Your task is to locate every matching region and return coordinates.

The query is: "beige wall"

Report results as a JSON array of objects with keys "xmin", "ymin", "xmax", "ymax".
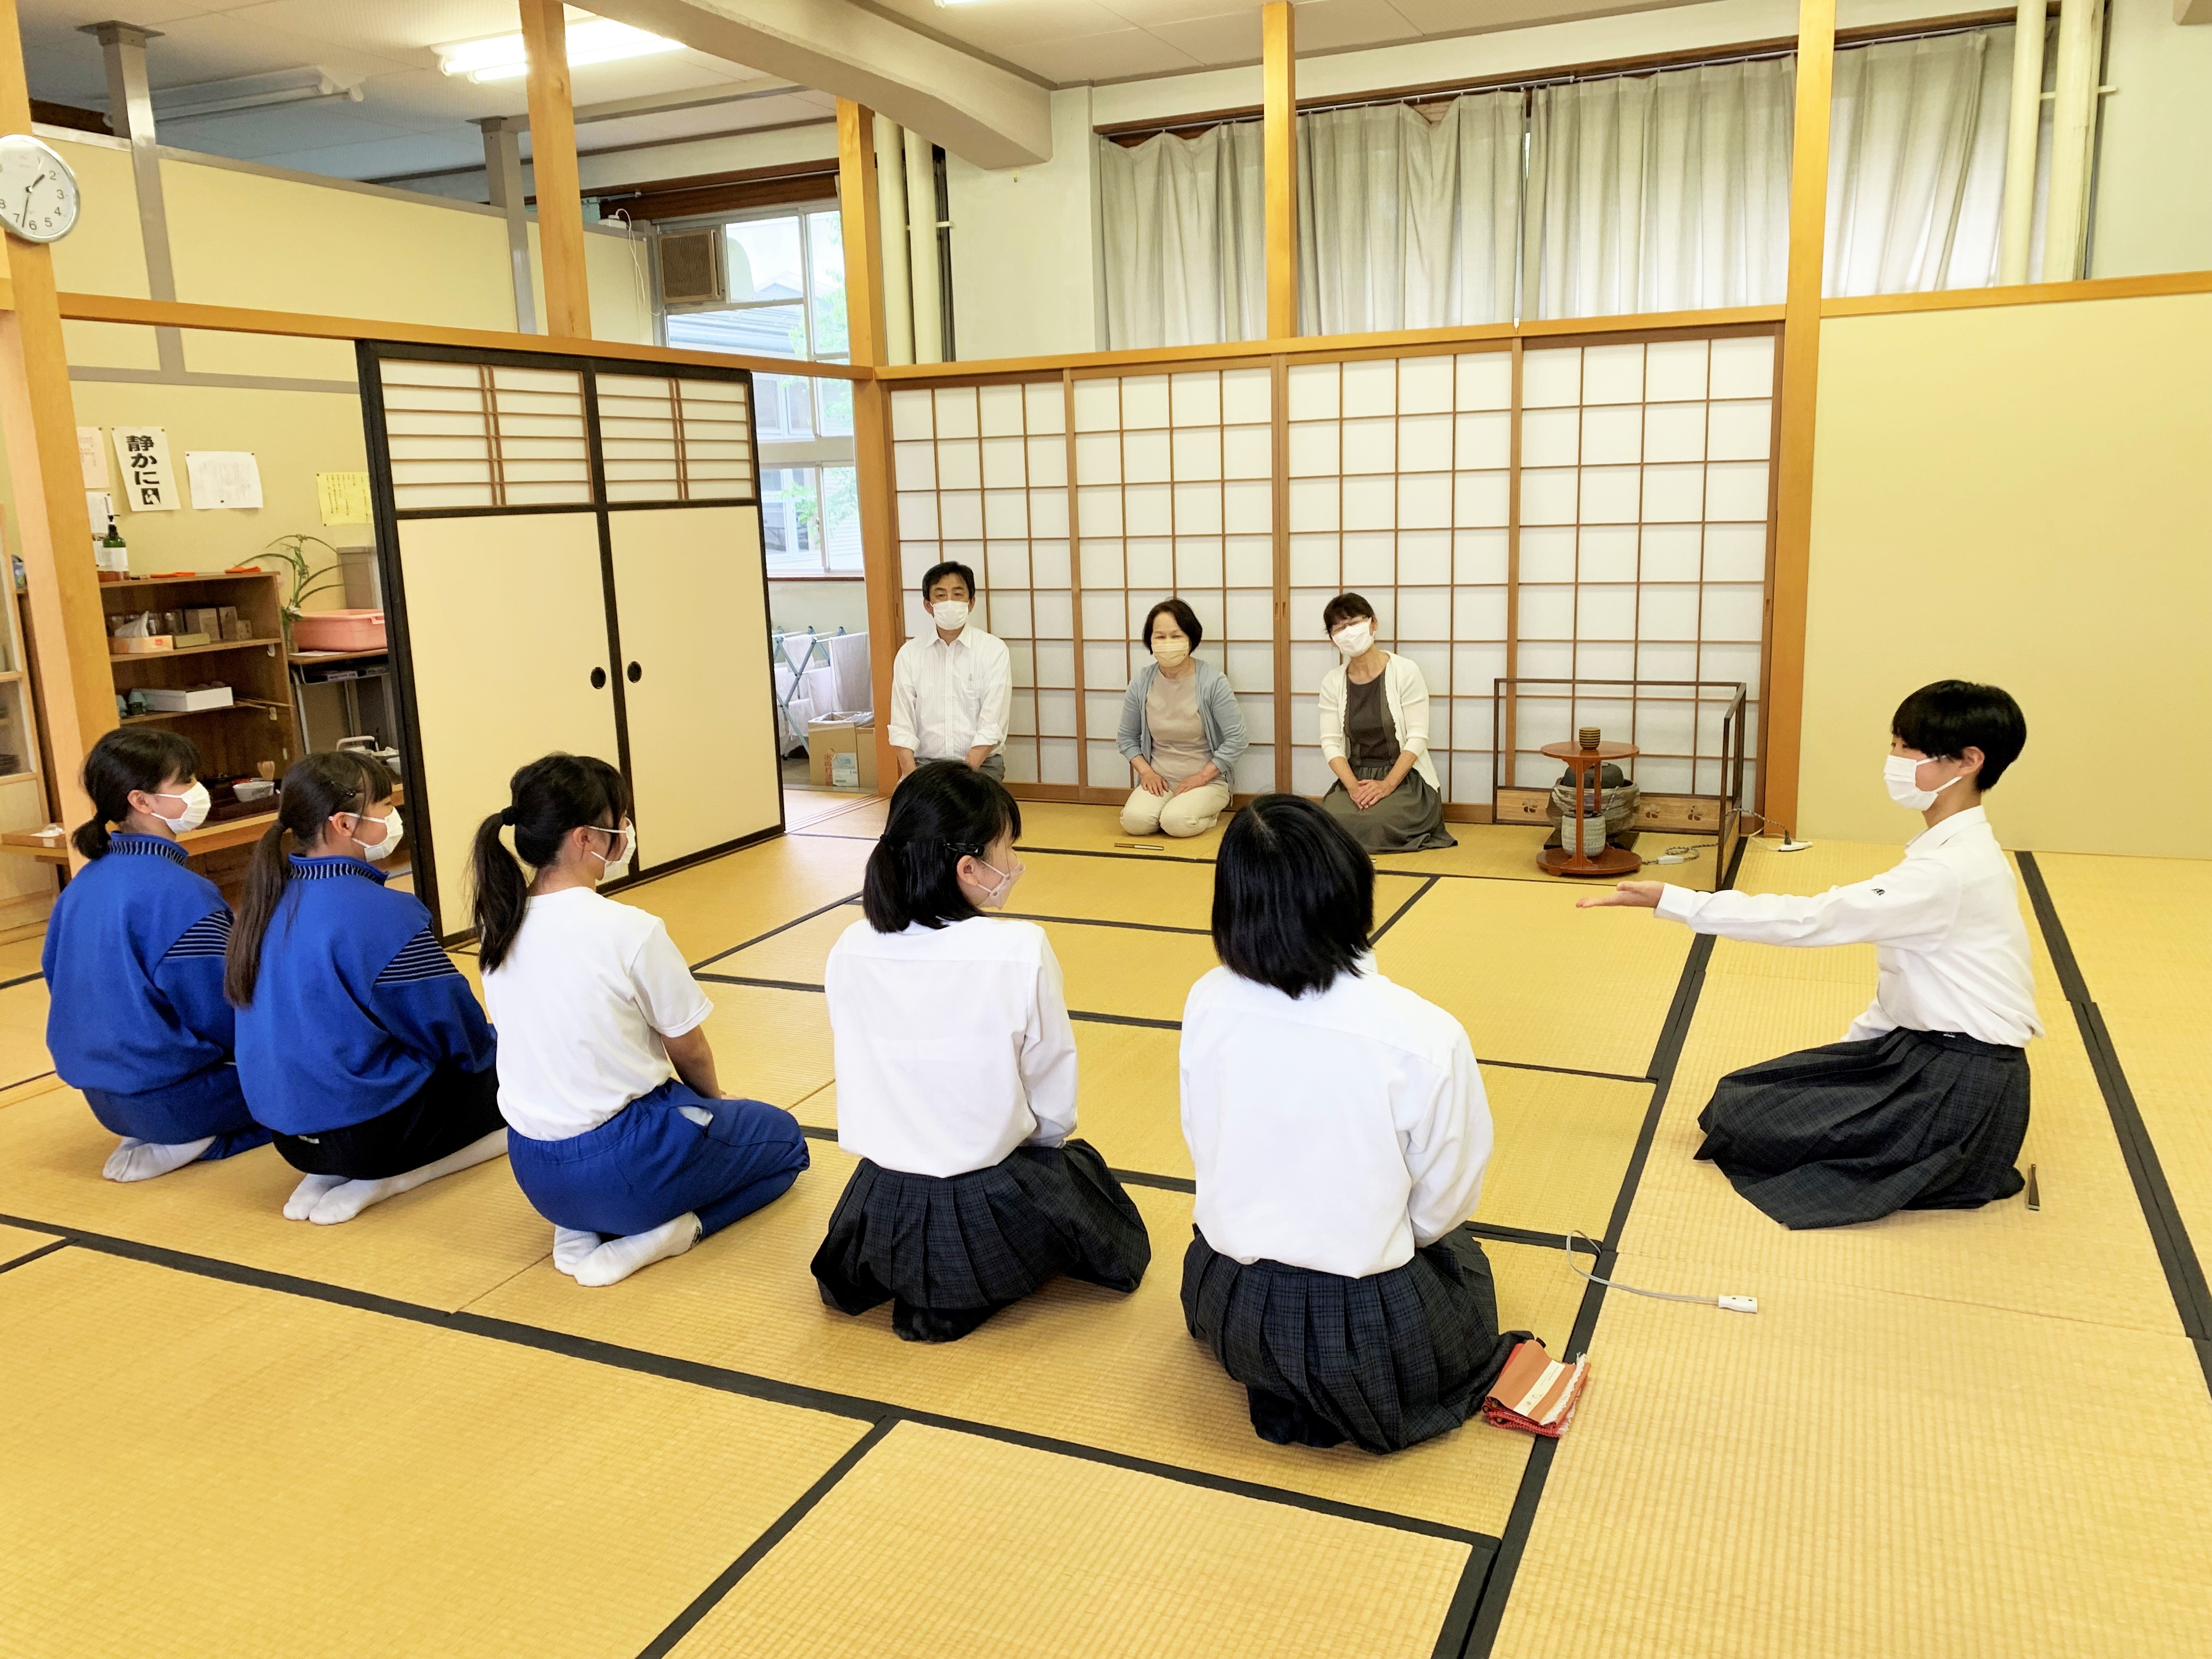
[
  {"xmin": 1799, "ymin": 293, "xmax": 2212, "ymax": 856},
  {"xmin": 2092, "ymin": 0, "xmax": 2212, "ymax": 280},
  {"xmin": 769, "ymin": 578, "xmax": 868, "ymax": 639}
]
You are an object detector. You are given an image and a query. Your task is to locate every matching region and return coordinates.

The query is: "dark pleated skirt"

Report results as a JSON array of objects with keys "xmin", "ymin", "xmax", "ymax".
[
  {"xmin": 810, "ymin": 1138, "xmax": 1151, "ymax": 1342},
  {"xmin": 1181, "ymin": 1225, "xmax": 1527, "ymax": 1455},
  {"xmin": 1696, "ymin": 1025, "xmax": 2030, "ymax": 1230}
]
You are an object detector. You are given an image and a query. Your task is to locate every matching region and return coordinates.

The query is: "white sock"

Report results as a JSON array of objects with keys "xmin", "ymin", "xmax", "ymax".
[
  {"xmin": 307, "ymin": 1129, "xmax": 509, "ymax": 1226},
  {"xmin": 573, "ymin": 1213, "xmax": 704, "ymax": 1288},
  {"xmin": 284, "ymin": 1173, "xmax": 348, "ymax": 1220},
  {"xmin": 552, "ymin": 1225, "xmax": 602, "ymax": 1277},
  {"xmin": 103, "ymin": 1136, "xmax": 216, "ymax": 1182}
]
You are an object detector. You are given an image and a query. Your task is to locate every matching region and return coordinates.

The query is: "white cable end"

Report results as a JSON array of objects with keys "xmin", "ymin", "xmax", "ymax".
[
  {"xmin": 1777, "ymin": 838, "xmax": 1813, "ymax": 853},
  {"xmin": 1717, "ymin": 1294, "xmax": 1759, "ymax": 1313},
  {"xmin": 1655, "ymin": 854, "xmax": 1685, "ymax": 865}
]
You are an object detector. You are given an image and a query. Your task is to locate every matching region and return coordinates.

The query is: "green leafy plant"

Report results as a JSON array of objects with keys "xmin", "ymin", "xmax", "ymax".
[{"xmin": 246, "ymin": 534, "xmax": 348, "ymax": 646}]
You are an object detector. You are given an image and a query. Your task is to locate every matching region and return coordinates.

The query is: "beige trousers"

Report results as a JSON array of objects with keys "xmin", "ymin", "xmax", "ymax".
[{"xmin": 1119, "ymin": 778, "xmax": 1232, "ymax": 838}]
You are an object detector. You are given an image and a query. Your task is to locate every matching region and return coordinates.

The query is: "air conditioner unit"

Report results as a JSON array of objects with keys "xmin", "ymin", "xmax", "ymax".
[{"xmin": 659, "ymin": 230, "xmax": 727, "ymax": 307}]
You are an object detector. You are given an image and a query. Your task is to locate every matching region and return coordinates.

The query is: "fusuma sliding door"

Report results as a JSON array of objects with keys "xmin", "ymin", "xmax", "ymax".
[{"xmin": 360, "ymin": 343, "xmax": 776, "ymax": 936}]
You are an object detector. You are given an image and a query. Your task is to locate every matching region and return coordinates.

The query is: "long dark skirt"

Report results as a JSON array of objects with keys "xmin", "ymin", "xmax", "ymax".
[
  {"xmin": 1321, "ymin": 762, "xmax": 1457, "ymax": 853},
  {"xmin": 1696, "ymin": 1025, "xmax": 2030, "ymax": 1230},
  {"xmin": 1181, "ymin": 1225, "xmax": 1526, "ymax": 1455},
  {"xmin": 811, "ymin": 1138, "xmax": 1150, "ymax": 1342}
]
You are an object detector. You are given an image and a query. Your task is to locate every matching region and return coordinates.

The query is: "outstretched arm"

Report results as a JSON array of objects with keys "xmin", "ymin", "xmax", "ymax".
[{"xmin": 1582, "ymin": 862, "xmax": 1960, "ymax": 951}]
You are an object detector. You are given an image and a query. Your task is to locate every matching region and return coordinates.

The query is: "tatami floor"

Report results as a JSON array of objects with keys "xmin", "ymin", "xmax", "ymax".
[{"xmin": 3, "ymin": 791, "xmax": 2209, "ymax": 1658}]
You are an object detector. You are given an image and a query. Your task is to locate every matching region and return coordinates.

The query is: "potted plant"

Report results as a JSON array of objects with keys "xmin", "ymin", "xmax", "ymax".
[{"xmin": 246, "ymin": 534, "xmax": 349, "ymax": 649}]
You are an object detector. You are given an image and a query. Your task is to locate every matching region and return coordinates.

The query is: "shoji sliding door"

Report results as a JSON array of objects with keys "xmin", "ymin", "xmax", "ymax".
[{"xmin": 362, "ymin": 343, "xmax": 777, "ymax": 936}]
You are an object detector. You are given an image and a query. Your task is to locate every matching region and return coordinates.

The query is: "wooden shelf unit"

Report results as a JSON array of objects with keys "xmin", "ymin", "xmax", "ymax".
[{"xmin": 103, "ymin": 572, "xmax": 300, "ymax": 787}]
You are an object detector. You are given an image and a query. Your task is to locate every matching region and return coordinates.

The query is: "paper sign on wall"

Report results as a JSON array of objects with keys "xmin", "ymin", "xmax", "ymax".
[
  {"xmin": 86, "ymin": 490, "xmax": 112, "ymax": 533},
  {"xmin": 317, "ymin": 470, "xmax": 372, "ymax": 526},
  {"xmin": 185, "ymin": 450, "xmax": 264, "ymax": 510},
  {"xmin": 77, "ymin": 427, "xmax": 108, "ymax": 489},
  {"xmin": 110, "ymin": 426, "xmax": 176, "ymax": 511}
]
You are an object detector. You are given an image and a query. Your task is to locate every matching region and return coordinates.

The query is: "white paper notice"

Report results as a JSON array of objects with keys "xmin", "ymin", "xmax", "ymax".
[
  {"xmin": 185, "ymin": 450, "xmax": 264, "ymax": 511},
  {"xmin": 77, "ymin": 427, "xmax": 108, "ymax": 489},
  {"xmin": 110, "ymin": 426, "xmax": 177, "ymax": 512}
]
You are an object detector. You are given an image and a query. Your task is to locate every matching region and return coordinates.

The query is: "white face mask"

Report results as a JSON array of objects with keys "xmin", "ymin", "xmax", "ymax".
[
  {"xmin": 146, "ymin": 780, "xmax": 210, "ymax": 835},
  {"xmin": 1151, "ymin": 636, "xmax": 1190, "ymax": 669},
  {"xmin": 931, "ymin": 599, "xmax": 970, "ymax": 632},
  {"xmin": 1883, "ymin": 753, "xmax": 1962, "ymax": 812},
  {"xmin": 352, "ymin": 808, "xmax": 403, "ymax": 861},
  {"xmin": 587, "ymin": 821, "xmax": 635, "ymax": 882},
  {"xmin": 1331, "ymin": 621, "xmax": 1375, "ymax": 658},
  {"xmin": 969, "ymin": 854, "xmax": 1023, "ymax": 910}
]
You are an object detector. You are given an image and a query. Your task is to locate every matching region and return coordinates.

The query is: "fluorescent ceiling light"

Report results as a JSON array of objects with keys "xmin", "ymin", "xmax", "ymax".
[
  {"xmin": 438, "ymin": 19, "xmax": 682, "ymax": 83},
  {"xmin": 144, "ymin": 67, "xmax": 364, "ymax": 122}
]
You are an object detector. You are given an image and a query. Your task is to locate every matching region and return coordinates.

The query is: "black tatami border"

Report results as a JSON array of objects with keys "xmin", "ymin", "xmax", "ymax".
[
  {"xmin": 2018, "ymin": 853, "xmax": 2212, "ymax": 1392},
  {"xmin": 1452, "ymin": 832, "xmax": 1746, "ymax": 1659}
]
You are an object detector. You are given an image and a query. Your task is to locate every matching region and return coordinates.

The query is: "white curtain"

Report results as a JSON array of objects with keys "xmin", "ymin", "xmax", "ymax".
[
  {"xmin": 1097, "ymin": 124, "xmax": 1266, "ymax": 349},
  {"xmin": 1295, "ymin": 91, "xmax": 1523, "ymax": 335},
  {"xmin": 1523, "ymin": 58, "xmax": 1796, "ymax": 319},
  {"xmin": 1826, "ymin": 29, "xmax": 2025, "ymax": 295}
]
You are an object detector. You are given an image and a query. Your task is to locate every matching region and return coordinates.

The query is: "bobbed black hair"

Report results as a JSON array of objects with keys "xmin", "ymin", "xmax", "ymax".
[
  {"xmin": 862, "ymin": 760, "xmax": 1022, "ymax": 933},
  {"xmin": 75, "ymin": 727, "xmax": 200, "ymax": 859},
  {"xmin": 1322, "ymin": 591, "xmax": 1376, "ymax": 635},
  {"xmin": 471, "ymin": 753, "xmax": 629, "ymax": 971},
  {"xmin": 1141, "ymin": 596, "xmax": 1203, "ymax": 651},
  {"xmin": 1211, "ymin": 794, "xmax": 1373, "ymax": 998},
  {"xmin": 1891, "ymin": 680, "xmax": 2027, "ymax": 789},
  {"xmin": 920, "ymin": 560, "xmax": 977, "ymax": 601}
]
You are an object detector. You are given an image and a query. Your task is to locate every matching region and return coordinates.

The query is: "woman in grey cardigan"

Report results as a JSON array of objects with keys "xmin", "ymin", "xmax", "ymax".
[{"xmin": 1118, "ymin": 598, "xmax": 1246, "ymax": 838}]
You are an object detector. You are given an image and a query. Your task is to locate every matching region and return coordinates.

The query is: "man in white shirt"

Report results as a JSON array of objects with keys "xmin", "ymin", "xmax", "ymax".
[
  {"xmin": 886, "ymin": 561, "xmax": 1013, "ymax": 782},
  {"xmin": 1583, "ymin": 680, "xmax": 2039, "ymax": 1228}
]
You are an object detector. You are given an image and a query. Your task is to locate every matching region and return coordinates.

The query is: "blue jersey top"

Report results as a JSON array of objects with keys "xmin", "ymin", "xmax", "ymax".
[
  {"xmin": 234, "ymin": 855, "xmax": 495, "ymax": 1136},
  {"xmin": 43, "ymin": 833, "xmax": 235, "ymax": 1108}
]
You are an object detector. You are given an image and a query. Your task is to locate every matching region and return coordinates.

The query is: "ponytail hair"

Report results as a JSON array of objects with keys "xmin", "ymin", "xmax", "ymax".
[
  {"xmin": 471, "ymin": 752, "xmax": 628, "ymax": 972},
  {"xmin": 861, "ymin": 760, "xmax": 1021, "ymax": 934},
  {"xmin": 74, "ymin": 728, "xmax": 200, "ymax": 859},
  {"xmin": 225, "ymin": 749, "xmax": 397, "ymax": 1008}
]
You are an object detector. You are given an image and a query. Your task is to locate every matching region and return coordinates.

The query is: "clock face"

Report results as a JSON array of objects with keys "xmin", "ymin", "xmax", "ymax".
[{"xmin": 0, "ymin": 135, "xmax": 80, "ymax": 244}]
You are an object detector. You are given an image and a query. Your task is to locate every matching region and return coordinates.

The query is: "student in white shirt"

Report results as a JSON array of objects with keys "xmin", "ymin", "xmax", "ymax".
[
  {"xmin": 473, "ymin": 755, "xmax": 809, "ymax": 1286},
  {"xmin": 1315, "ymin": 592, "xmax": 1456, "ymax": 853},
  {"xmin": 814, "ymin": 761, "xmax": 1150, "ymax": 1342},
  {"xmin": 887, "ymin": 560, "xmax": 1013, "ymax": 782},
  {"xmin": 1583, "ymin": 681, "xmax": 2040, "ymax": 1229},
  {"xmin": 1181, "ymin": 794, "xmax": 1526, "ymax": 1453}
]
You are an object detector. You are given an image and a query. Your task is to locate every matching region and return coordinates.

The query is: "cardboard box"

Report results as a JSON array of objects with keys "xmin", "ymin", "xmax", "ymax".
[
  {"xmin": 807, "ymin": 716, "xmax": 879, "ymax": 792},
  {"xmin": 109, "ymin": 635, "xmax": 174, "ymax": 655},
  {"xmin": 169, "ymin": 631, "xmax": 211, "ymax": 648},
  {"xmin": 185, "ymin": 606, "xmax": 222, "ymax": 636},
  {"xmin": 217, "ymin": 605, "xmax": 242, "ymax": 640}
]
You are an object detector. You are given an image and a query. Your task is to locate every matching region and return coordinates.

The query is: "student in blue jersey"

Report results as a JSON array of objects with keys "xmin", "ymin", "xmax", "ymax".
[
  {"xmin": 42, "ymin": 729, "xmax": 269, "ymax": 1182},
  {"xmin": 472, "ymin": 753, "xmax": 810, "ymax": 1287},
  {"xmin": 225, "ymin": 751, "xmax": 506, "ymax": 1226}
]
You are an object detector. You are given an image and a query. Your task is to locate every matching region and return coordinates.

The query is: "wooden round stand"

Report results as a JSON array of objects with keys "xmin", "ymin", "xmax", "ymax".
[{"xmin": 1536, "ymin": 740, "xmax": 1643, "ymax": 878}]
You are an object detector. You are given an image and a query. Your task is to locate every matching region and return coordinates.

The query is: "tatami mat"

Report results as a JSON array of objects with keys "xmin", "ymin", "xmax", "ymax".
[
  {"xmin": 0, "ymin": 1248, "xmax": 868, "ymax": 1659},
  {"xmin": 0, "ymin": 1221, "xmax": 57, "ymax": 1267},
  {"xmin": 623, "ymin": 834, "xmax": 873, "ymax": 966},
  {"xmin": 0, "ymin": 928, "xmax": 45, "ymax": 983},
  {"xmin": 1380, "ymin": 877, "xmax": 1691, "ymax": 1079},
  {"xmin": 792, "ymin": 793, "xmax": 889, "ymax": 839},
  {"xmin": 0, "ymin": 977, "xmax": 53, "ymax": 1092},
  {"xmin": 671, "ymin": 1420, "xmax": 1471, "ymax": 1659},
  {"xmin": 698, "ymin": 980, "xmax": 837, "ymax": 1111},
  {"xmin": 469, "ymin": 1142, "xmax": 1582, "ymax": 1534},
  {"xmin": 1490, "ymin": 1271, "xmax": 2212, "ymax": 1659},
  {"xmin": 783, "ymin": 788, "xmax": 882, "ymax": 830},
  {"xmin": 0, "ymin": 1089, "xmax": 548, "ymax": 1311}
]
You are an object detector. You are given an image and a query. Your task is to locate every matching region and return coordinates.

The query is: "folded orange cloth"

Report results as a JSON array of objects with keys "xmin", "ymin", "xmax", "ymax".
[{"xmin": 1482, "ymin": 1340, "xmax": 1589, "ymax": 1438}]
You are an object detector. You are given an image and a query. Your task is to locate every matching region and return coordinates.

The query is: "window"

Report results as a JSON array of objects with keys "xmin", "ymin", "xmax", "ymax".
[
  {"xmin": 663, "ymin": 206, "xmax": 850, "ymax": 441},
  {"xmin": 763, "ymin": 464, "xmax": 862, "ymax": 577}
]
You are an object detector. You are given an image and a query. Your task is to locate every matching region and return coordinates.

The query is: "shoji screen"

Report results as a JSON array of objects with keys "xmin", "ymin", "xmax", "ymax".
[
  {"xmin": 1282, "ymin": 349, "xmax": 1513, "ymax": 802},
  {"xmin": 889, "ymin": 381, "xmax": 1076, "ymax": 785},
  {"xmin": 1070, "ymin": 365, "xmax": 1277, "ymax": 794},
  {"xmin": 1511, "ymin": 333, "xmax": 1776, "ymax": 796}
]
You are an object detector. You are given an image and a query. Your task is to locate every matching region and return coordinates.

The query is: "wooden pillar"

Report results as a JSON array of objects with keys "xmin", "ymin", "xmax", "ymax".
[
  {"xmin": 518, "ymin": 0, "xmax": 591, "ymax": 338},
  {"xmin": 1262, "ymin": 2, "xmax": 1297, "ymax": 340},
  {"xmin": 837, "ymin": 100, "xmax": 901, "ymax": 792},
  {"xmin": 1762, "ymin": 0, "xmax": 1836, "ymax": 835},
  {"xmin": 0, "ymin": 0, "xmax": 118, "ymax": 840}
]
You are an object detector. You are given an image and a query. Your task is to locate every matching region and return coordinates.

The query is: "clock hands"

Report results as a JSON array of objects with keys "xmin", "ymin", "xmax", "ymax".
[{"xmin": 22, "ymin": 171, "xmax": 46, "ymax": 222}]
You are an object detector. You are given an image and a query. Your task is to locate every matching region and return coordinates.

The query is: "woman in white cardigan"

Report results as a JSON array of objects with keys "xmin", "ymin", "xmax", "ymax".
[{"xmin": 1315, "ymin": 593, "xmax": 1456, "ymax": 853}]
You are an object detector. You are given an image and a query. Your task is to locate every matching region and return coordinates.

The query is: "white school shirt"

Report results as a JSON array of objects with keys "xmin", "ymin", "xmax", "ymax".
[
  {"xmin": 481, "ymin": 887, "xmax": 714, "ymax": 1141},
  {"xmin": 1316, "ymin": 653, "xmax": 1442, "ymax": 791},
  {"xmin": 1655, "ymin": 806, "xmax": 2044, "ymax": 1048},
  {"xmin": 886, "ymin": 625, "xmax": 1012, "ymax": 762},
  {"xmin": 824, "ymin": 915, "xmax": 1078, "ymax": 1178},
  {"xmin": 1180, "ymin": 960, "xmax": 1492, "ymax": 1279}
]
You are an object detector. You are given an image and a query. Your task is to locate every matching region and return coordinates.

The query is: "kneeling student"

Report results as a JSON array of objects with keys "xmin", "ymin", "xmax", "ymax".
[
  {"xmin": 813, "ymin": 761, "xmax": 1150, "ymax": 1342},
  {"xmin": 1180, "ymin": 795, "xmax": 1525, "ymax": 1453},
  {"xmin": 227, "ymin": 752, "xmax": 507, "ymax": 1225},
  {"xmin": 44, "ymin": 730, "xmax": 269, "ymax": 1181},
  {"xmin": 1582, "ymin": 680, "xmax": 2039, "ymax": 1229},
  {"xmin": 474, "ymin": 755, "xmax": 809, "ymax": 1287}
]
